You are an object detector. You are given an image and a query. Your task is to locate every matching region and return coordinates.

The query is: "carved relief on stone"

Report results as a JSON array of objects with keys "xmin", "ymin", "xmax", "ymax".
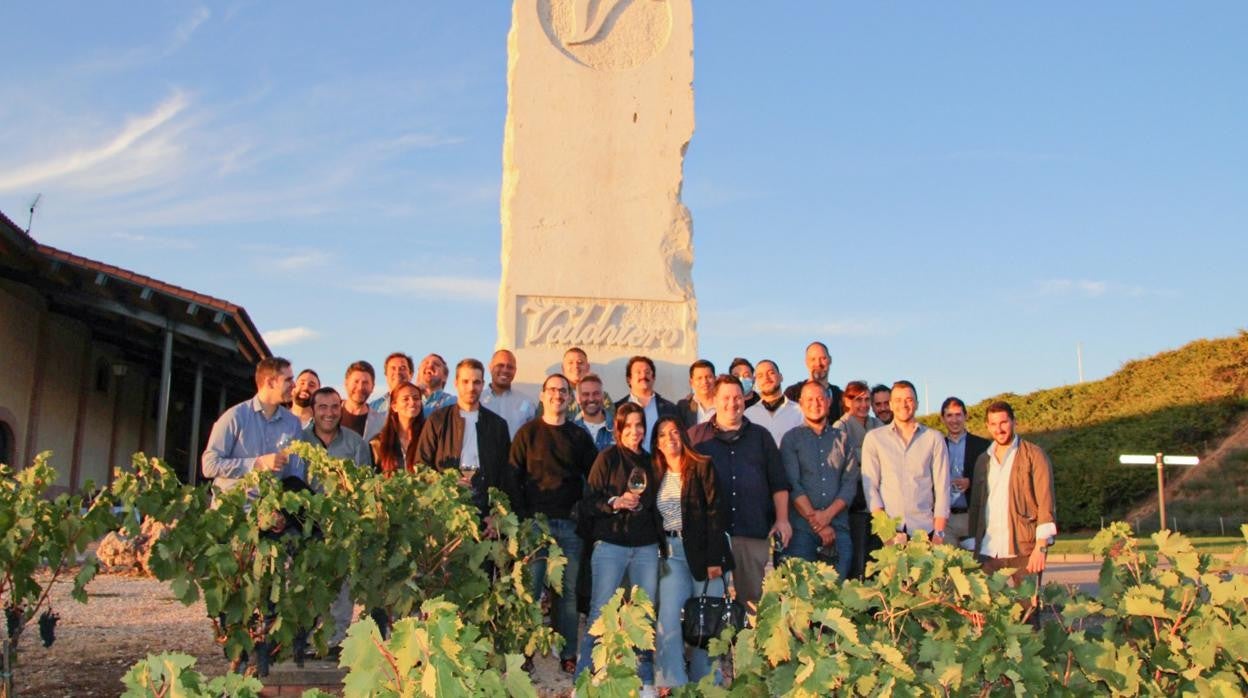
[
  {"xmin": 517, "ymin": 295, "xmax": 691, "ymax": 351},
  {"xmin": 539, "ymin": 0, "xmax": 672, "ymax": 70}
]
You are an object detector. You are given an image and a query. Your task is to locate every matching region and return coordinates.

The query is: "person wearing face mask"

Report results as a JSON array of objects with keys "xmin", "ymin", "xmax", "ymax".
[{"xmin": 729, "ymin": 357, "xmax": 759, "ymax": 408}]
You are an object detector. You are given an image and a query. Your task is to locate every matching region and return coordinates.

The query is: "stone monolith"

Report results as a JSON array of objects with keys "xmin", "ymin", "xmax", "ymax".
[{"xmin": 497, "ymin": 0, "xmax": 697, "ymax": 399}]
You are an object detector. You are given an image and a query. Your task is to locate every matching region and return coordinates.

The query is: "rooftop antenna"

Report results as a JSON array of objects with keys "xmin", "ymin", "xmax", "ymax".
[{"xmin": 26, "ymin": 193, "xmax": 42, "ymax": 234}]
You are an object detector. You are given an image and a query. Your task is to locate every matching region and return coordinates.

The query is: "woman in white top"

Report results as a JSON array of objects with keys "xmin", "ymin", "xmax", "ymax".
[{"xmin": 651, "ymin": 416, "xmax": 732, "ymax": 690}]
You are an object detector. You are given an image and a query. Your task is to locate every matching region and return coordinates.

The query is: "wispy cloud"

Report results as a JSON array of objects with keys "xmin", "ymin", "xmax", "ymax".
[
  {"xmin": 73, "ymin": 7, "xmax": 210, "ymax": 74},
  {"xmin": 275, "ymin": 249, "xmax": 330, "ymax": 271},
  {"xmin": 110, "ymin": 231, "xmax": 197, "ymax": 250},
  {"xmin": 0, "ymin": 91, "xmax": 190, "ymax": 191},
  {"xmin": 169, "ymin": 7, "xmax": 211, "ymax": 55},
  {"xmin": 379, "ymin": 133, "xmax": 466, "ymax": 152},
  {"xmin": 264, "ymin": 326, "xmax": 320, "ymax": 347},
  {"xmin": 1034, "ymin": 278, "xmax": 1149, "ymax": 298},
  {"xmin": 351, "ymin": 274, "xmax": 498, "ymax": 303}
]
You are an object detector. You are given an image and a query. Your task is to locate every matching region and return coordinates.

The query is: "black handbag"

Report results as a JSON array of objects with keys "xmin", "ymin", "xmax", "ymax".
[{"xmin": 680, "ymin": 576, "xmax": 746, "ymax": 649}]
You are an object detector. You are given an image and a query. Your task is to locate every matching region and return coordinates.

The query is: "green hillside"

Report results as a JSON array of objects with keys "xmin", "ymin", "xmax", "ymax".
[{"xmin": 921, "ymin": 331, "xmax": 1248, "ymax": 531}]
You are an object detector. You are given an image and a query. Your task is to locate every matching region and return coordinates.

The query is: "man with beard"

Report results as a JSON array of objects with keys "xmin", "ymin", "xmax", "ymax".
[
  {"xmin": 417, "ymin": 353, "xmax": 457, "ymax": 416},
  {"xmin": 781, "ymin": 381, "xmax": 858, "ymax": 578},
  {"xmin": 613, "ymin": 355, "xmax": 678, "ymax": 453},
  {"xmin": 541, "ymin": 346, "xmax": 614, "ymax": 423},
  {"xmin": 784, "ymin": 342, "xmax": 844, "ymax": 421},
  {"xmin": 572, "ymin": 373, "xmax": 615, "ymax": 451},
  {"xmin": 745, "ymin": 359, "xmax": 804, "ymax": 447},
  {"xmin": 968, "ymin": 401, "xmax": 1057, "ymax": 586},
  {"xmin": 340, "ymin": 361, "xmax": 384, "ymax": 441},
  {"xmin": 871, "ymin": 384, "xmax": 894, "ymax": 425},
  {"xmin": 289, "ymin": 369, "xmax": 321, "ymax": 428},
  {"xmin": 482, "ymin": 349, "xmax": 537, "ymax": 438},
  {"xmin": 369, "ymin": 352, "xmax": 415, "ymax": 413}
]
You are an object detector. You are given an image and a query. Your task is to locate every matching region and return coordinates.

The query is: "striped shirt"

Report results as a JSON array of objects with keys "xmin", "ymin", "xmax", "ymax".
[{"xmin": 657, "ymin": 469, "xmax": 684, "ymax": 533}]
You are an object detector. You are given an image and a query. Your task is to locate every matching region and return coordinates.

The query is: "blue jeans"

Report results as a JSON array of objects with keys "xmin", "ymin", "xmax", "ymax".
[
  {"xmin": 527, "ymin": 518, "xmax": 582, "ymax": 661},
  {"xmin": 656, "ymin": 536, "xmax": 723, "ymax": 688},
  {"xmin": 784, "ymin": 520, "xmax": 852, "ymax": 579},
  {"xmin": 575, "ymin": 540, "xmax": 659, "ymax": 683}
]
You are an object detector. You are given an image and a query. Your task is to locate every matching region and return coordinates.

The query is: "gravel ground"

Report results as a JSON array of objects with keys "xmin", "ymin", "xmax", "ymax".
[{"xmin": 9, "ymin": 571, "xmax": 576, "ymax": 697}]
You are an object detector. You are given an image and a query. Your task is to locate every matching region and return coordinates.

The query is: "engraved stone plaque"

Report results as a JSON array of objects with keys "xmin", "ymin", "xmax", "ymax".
[{"xmin": 498, "ymin": 0, "xmax": 697, "ymax": 398}]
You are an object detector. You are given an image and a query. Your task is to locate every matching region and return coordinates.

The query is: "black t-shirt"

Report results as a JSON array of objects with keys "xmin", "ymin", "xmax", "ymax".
[{"xmin": 340, "ymin": 410, "xmax": 368, "ymax": 436}]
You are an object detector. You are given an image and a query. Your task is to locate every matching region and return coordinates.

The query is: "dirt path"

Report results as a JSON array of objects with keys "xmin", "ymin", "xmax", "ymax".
[{"xmin": 10, "ymin": 572, "xmax": 574, "ymax": 697}]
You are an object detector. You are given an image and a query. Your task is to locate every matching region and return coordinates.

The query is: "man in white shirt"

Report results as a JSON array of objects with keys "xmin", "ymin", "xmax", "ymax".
[
  {"xmin": 744, "ymin": 360, "xmax": 804, "ymax": 447},
  {"xmin": 612, "ymin": 355, "xmax": 678, "ymax": 452},
  {"xmin": 675, "ymin": 359, "xmax": 717, "ymax": 430},
  {"xmin": 481, "ymin": 349, "xmax": 537, "ymax": 437},
  {"xmin": 968, "ymin": 401, "xmax": 1057, "ymax": 586}
]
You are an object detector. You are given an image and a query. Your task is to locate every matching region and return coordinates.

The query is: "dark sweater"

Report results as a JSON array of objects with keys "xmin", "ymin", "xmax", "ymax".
[
  {"xmin": 510, "ymin": 419, "xmax": 598, "ymax": 520},
  {"xmin": 583, "ymin": 445, "xmax": 663, "ymax": 548}
]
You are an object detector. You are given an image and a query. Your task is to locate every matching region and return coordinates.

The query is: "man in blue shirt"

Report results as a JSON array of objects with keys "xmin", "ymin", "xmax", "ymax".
[{"xmin": 202, "ymin": 357, "xmax": 302, "ymax": 495}]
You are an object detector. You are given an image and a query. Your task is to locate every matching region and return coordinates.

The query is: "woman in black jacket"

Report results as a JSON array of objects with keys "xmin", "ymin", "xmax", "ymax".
[
  {"xmin": 574, "ymin": 402, "xmax": 662, "ymax": 693},
  {"xmin": 651, "ymin": 415, "xmax": 731, "ymax": 690}
]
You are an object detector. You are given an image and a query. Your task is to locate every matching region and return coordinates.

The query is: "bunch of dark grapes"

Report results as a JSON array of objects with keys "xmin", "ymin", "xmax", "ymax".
[
  {"xmin": 38, "ymin": 610, "xmax": 59, "ymax": 647},
  {"xmin": 4, "ymin": 606, "xmax": 21, "ymax": 639}
]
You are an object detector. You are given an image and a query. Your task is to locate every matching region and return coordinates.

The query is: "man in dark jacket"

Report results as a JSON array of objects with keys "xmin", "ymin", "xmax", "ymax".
[
  {"xmin": 415, "ymin": 358, "xmax": 515, "ymax": 524},
  {"xmin": 687, "ymin": 375, "xmax": 792, "ymax": 609},
  {"xmin": 613, "ymin": 355, "xmax": 679, "ymax": 453},
  {"xmin": 940, "ymin": 396, "xmax": 990, "ymax": 546},
  {"xmin": 675, "ymin": 359, "xmax": 717, "ymax": 431}
]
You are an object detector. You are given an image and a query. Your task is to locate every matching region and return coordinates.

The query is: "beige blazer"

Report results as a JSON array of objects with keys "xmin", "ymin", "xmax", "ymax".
[{"xmin": 968, "ymin": 439, "xmax": 1056, "ymax": 557}]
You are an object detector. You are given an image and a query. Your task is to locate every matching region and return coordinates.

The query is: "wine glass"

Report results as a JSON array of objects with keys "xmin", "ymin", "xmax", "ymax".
[
  {"xmin": 276, "ymin": 433, "xmax": 292, "ymax": 451},
  {"xmin": 627, "ymin": 466, "xmax": 648, "ymax": 495}
]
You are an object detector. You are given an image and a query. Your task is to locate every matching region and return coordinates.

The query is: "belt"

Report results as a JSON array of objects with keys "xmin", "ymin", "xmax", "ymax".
[
  {"xmin": 664, "ymin": 530, "xmax": 682, "ymax": 538},
  {"xmin": 950, "ymin": 507, "xmax": 968, "ymax": 515}
]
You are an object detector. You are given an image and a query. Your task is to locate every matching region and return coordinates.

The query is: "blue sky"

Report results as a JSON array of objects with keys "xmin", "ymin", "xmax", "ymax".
[{"xmin": 2, "ymin": 3, "xmax": 1245, "ymax": 409}]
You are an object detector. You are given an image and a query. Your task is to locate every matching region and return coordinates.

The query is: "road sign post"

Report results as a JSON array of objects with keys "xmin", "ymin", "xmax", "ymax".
[{"xmin": 1119, "ymin": 453, "xmax": 1199, "ymax": 532}]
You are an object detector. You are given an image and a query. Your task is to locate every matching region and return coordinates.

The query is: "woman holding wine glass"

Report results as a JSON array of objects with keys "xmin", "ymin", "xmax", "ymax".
[
  {"xmin": 575, "ymin": 402, "xmax": 662, "ymax": 694},
  {"xmin": 651, "ymin": 416, "xmax": 730, "ymax": 690},
  {"xmin": 369, "ymin": 381, "xmax": 426, "ymax": 475}
]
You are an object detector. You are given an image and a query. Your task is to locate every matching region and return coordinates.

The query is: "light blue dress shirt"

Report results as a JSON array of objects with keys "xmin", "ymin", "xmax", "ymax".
[
  {"xmin": 201, "ymin": 396, "xmax": 302, "ymax": 493},
  {"xmin": 861, "ymin": 422, "xmax": 951, "ymax": 534}
]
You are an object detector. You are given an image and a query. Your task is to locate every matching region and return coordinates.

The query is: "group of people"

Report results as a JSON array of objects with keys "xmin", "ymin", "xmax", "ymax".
[{"xmin": 202, "ymin": 341, "xmax": 1057, "ymax": 694}]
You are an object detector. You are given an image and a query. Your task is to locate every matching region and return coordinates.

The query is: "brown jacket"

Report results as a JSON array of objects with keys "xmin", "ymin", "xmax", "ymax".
[{"xmin": 967, "ymin": 439, "xmax": 1056, "ymax": 557}]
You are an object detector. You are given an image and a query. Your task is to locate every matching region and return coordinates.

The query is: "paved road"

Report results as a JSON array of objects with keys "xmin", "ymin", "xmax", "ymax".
[{"xmin": 1043, "ymin": 560, "xmax": 1101, "ymax": 594}]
